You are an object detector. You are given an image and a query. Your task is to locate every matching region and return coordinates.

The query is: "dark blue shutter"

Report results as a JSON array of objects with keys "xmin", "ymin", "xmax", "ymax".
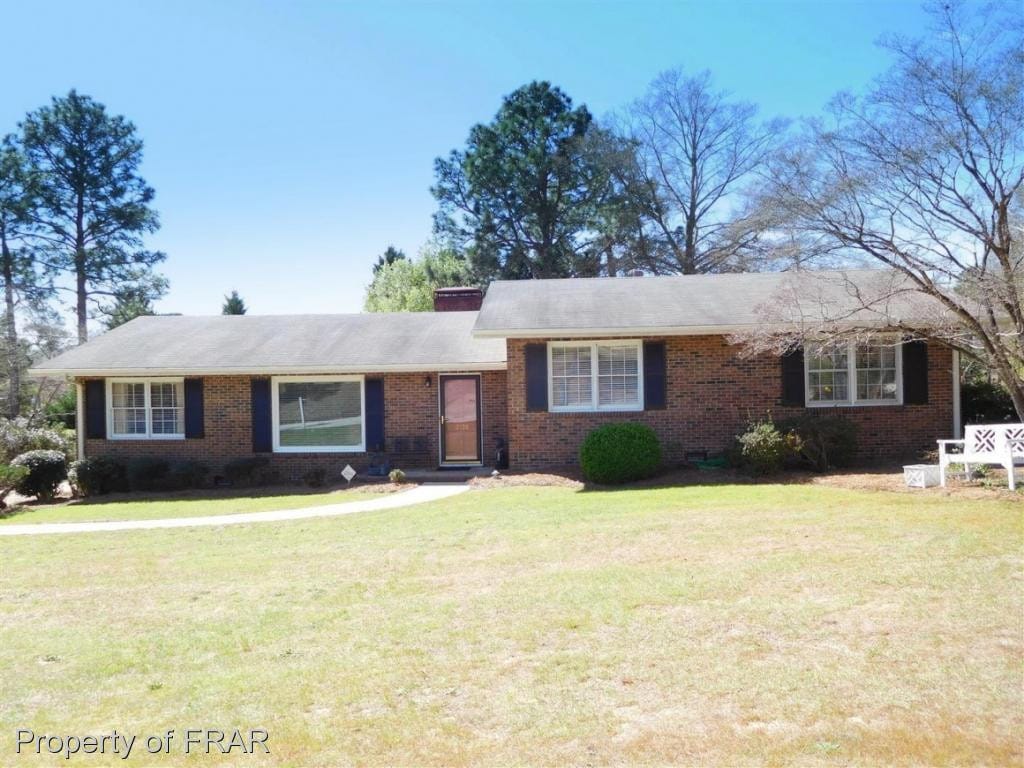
[
  {"xmin": 902, "ymin": 340, "xmax": 929, "ymax": 405},
  {"xmin": 525, "ymin": 344, "xmax": 548, "ymax": 412},
  {"xmin": 184, "ymin": 378, "xmax": 204, "ymax": 438},
  {"xmin": 365, "ymin": 378, "xmax": 385, "ymax": 452},
  {"xmin": 643, "ymin": 341, "xmax": 667, "ymax": 410},
  {"xmin": 85, "ymin": 380, "xmax": 106, "ymax": 439},
  {"xmin": 781, "ymin": 347, "xmax": 805, "ymax": 406},
  {"xmin": 251, "ymin": 378, "xmax": 272, "ymax": 453}
]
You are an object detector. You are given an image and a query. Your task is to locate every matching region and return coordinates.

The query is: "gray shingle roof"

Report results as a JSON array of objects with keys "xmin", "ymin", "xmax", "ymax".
[
  {"xmin": 472, "ymin": 269, "xmax": 936, "ymax": 337},
  {"xmin": 30, "ymin": 311, "xmax": 507, "ymax": 376}
]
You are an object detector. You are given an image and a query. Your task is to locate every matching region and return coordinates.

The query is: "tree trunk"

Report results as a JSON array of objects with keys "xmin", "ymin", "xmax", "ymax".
[
  {"xmin": 0, "ymin": 233, "xmax": 19, "ymax": 418},
  {"xmin": 75, "ymin": 192, "xmax": 88, "ymax": 344}
]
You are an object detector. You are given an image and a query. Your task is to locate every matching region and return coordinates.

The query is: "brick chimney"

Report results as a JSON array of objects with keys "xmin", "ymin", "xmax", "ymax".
[{"xmin": 433, "ymin": 286, "xmax": 483, "ymax": 312}]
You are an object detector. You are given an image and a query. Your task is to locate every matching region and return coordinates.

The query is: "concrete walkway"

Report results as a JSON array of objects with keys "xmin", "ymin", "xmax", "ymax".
[{"xmin": 0, "ymin": 484, "xmax": 470, "ymax": 537}]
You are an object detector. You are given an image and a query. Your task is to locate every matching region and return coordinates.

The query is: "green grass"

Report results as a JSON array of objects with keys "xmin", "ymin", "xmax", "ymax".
[
  {"xmin": 0, "ymin": 487, "xmax": 381, "ymax": 525},
  {"xmin": 0, "ymin": 483, "xmax": 1020, "ymax": 766}
]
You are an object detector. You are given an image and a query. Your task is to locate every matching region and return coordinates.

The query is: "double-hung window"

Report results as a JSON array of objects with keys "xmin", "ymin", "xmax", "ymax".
[
  {"xmin": 272, "ymin": 376, "xmax": 365, "ymax": 452},
  {"xmin": 805, "ymin": 341, "xmax": 902, "ymax": 406},
  {"xmin": 549, "ymin": 341, "xmax": 643, "ymax": 412},
  {"xmin": 108, "ymin": 379, "xmax": 185, "ymax": 439}
]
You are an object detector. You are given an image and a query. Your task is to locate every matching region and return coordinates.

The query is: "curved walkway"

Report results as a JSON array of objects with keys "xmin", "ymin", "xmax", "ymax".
[{"xmin": 0, "ymin": 484, "xmax": 470, "ymax": 537}]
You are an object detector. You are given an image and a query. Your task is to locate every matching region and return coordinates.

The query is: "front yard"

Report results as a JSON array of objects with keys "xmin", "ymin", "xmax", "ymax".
[{"xmin": 0, "ymin": 483, "xmax": 1020, "ymax": 765}]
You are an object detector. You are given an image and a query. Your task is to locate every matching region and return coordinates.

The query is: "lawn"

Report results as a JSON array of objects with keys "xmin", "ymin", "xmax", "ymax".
[
  {"xmin": 0, "ymin": 483, "xmax": 1020, "ymax": 766},
  {"xmin": 0, "ymin": 486, "xmax": 385, "ymax": 525}
]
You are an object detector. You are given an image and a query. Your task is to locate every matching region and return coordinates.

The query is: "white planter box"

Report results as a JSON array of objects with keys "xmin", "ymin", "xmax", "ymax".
[{"xmin": 904, "ymin": 464, "xmax": 941, "ymax": 489}]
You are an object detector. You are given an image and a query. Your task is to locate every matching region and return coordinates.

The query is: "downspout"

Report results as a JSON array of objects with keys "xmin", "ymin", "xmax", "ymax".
[
  {"xmin": 75, "ymin": 380, "xmax": 86, "ymax": 460},
  {"xmin": 951, "ymin": 350, "xmax": 961, "ymax": 439}
]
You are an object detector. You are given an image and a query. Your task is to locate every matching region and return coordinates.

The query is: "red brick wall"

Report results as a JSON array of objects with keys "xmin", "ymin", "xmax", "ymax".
[
  {"xmin": 505, "ymin": 336, "xmax": 955, "ymax": 468},
  {"xmin": 83, "ymin": 370, "xmax": 508, "ymax": 481}
]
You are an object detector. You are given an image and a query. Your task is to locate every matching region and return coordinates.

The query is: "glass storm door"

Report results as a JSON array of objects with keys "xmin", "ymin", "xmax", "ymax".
[{"xmin": 440, "ymin": 376, "xmax": 481, "ymax": 464}]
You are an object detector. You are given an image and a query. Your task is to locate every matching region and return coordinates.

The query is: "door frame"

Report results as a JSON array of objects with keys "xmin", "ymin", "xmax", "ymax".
[{"xmin": 437, "ymin": 373, "xmax": 483, "ymax": 466}]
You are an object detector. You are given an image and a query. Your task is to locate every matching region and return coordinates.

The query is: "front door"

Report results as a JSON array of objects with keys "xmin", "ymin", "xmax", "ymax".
[{"xmin": 440, "ymin": 375, "xmax": 481, "ymax": 464}]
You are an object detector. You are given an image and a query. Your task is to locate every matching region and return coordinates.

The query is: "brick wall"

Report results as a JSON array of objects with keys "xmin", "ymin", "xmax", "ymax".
[
  {"xmin": 83, "ymin": 370, "xmax": 508, "ymax": 481},
  {"xmin": 505, "ymin": 336, "xmax": 955, "ymax": 468}
]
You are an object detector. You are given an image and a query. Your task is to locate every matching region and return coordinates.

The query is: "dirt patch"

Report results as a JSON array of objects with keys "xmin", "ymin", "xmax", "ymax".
[
  {"xmin": 468, "ymin": 470, "xmax": 585, "ymax": 490},
  {"xmin": 809, "ymin": 469, "xmax": 1022, "ymax": 499}
]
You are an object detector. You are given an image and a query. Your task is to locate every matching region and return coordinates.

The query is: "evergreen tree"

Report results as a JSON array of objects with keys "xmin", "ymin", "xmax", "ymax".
[{"xmin": 222, "ymin": 290, "xmax": 247, "ymax": 315}]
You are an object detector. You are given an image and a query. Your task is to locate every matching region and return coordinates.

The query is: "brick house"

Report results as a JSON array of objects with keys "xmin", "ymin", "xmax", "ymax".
[{"xmin": 30, "ymin": 270, "xmax": 959, "ymax": 478}]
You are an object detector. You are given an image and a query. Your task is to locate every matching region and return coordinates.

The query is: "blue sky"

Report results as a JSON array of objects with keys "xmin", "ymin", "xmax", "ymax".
[{"xmin": 0, "ymin": 0, "xmax": 929, "ymax": 320}]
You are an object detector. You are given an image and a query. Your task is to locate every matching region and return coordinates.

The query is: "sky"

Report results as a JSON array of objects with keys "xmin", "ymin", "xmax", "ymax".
[{"xmin": 0, "ymin": 0, "xmax": 931, "ymax": 322}]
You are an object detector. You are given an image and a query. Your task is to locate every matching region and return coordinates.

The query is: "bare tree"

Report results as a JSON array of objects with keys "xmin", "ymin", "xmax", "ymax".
[
  {"xmin": 619, "ymin": 69, "xmax": 785, "ymax": 274},
  {"xmin": 745, "ymin": 1, "xmax": 1024, "ymax": 418}
]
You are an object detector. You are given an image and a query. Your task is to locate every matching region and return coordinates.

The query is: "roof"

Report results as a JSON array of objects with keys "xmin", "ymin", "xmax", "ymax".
[
  {"xmin": 30, "ymin": 311, "xmax": 507, "ymax": 377},
  {"xmin": 472, "ymin": 269, "xmax": 938, "ymax": 337}
]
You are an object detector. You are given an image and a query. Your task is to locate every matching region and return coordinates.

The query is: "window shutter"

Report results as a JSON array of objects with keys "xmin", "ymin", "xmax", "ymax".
[
  {"xmin": 365, "ymin": 378, "xmax": 385, "ymax": 452},
  {"xmin": 184, "ymin": 378, "xmax": 205, "ymax": 438},
  {"xmin": 643, "ymin": 341, "xmax": 667, "ymax": 410},
  {"xmin": 251, "ymin": 378, "xmax": 272, "ymax": 453},
  {"xmin": 902, "ymin": 340, "xmax": 929, "ymax": 405},
  {"xmin": 525, "ymin": 344, "xmax": 548, "ymax": 412},
  {"xmin": 85, "ymin": 380, "xmax": 106, "ymax": 439},
  {"xmin": 781, "ymin": 347, "xmax": 805, "ymax": 406}
]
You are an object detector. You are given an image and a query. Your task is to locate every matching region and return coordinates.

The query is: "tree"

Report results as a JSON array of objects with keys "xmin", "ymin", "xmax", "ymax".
[
  {"xmin": 747, "ymin": 1, "xmax": 1024, "ymax": 418},
  {"xmin": 20, "ymin": 90, "xmax": 166, "ymax": 343},
  {"xmin": 364, "ymin": 246, "xmax": 469, "ymax": 312},
  {"xmin": 222, "ymin": 290, "xmax": 247, "ymax": 315},
  {"xmin": 372, "ymin": 246, "xmax": 406, "ymax": 275},
  {"xmin": 102, "ymin": 286, "xmax": 155, "ymax": 330},
  {"xmin": 432, "ymin": 81, "xmax": 616, "ymax": 283},
  {"xmin": 619, "ymin": 69, "xmax": 784, "ymax": 274},
  {"xmin": 0, "ymin": 138, "xmax": 53, "ymax": 417}
]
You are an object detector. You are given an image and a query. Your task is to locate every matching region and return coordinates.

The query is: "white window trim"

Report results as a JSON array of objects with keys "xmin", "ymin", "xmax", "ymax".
[
  {"xmin": 106, "ymin": 378, "xmax": 186, "ymax": 440},
  {"xmin": 547, "ymin": 340, "xmax": 645, "ymax": 413},
  {"xmin": 271, "ymin": 375, "xmax": 366, "ymax": 453},
  {"xmin": 804, "ymin": 340, "xmax": 904, "ymax": 408}
]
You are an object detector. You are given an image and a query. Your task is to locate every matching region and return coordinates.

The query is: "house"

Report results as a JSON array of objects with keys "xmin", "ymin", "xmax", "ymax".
[{"xmin": 30, "ymin": 270, "xmax": 958, "ymax": 477}]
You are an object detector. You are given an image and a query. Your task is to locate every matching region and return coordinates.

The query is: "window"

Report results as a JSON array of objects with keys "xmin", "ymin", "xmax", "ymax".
[
  {"xmin": 549, "ymin": 341, "xmax": 643, "ymax": 412},
  {"xmin": 108, "ymin": 379, "xmax": 184, "ymax": 439},
  {"xmin": 272, "ymin": 376, "xmax": 364, "ymax": 452},
  {"xmin": 805, "ymin": 341, "xmax": 902, "ymax": 406}
]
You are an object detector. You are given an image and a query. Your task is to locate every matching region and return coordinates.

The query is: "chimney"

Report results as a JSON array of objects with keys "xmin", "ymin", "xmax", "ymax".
[{"xmin": 433, "ymin": 286, "xmax": 483, "ymax": 312}]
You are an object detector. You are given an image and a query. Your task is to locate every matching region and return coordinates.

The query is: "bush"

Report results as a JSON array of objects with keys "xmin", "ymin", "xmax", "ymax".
[
  {"xmin": 165, "ymin": 461, "xmax": 209, "ymax": 490},
  {"xmin": 388, "ymin": 468, "xmax": 407, "ymax": 484},
  {"xmin": 44, "ymin": 389, "xmax": 78, "ymax": 429},
  {"xmin": 11, "ymin": 449, "xmax": 68, "ymax": 500},
  {"xmin": 781, "ymin": 415, "xmax": 858, "ymax": 471},
  {"xmin": 961, "ymin": 380, "xmax": 1017, "ymax": 425},
  {"xmin": 0, "ymin": 417, "xmax": 74, "ymax": 464},
  {"xmin": 126, "ymin": 457, "xmax": 170, "ymax": 491},
  {"xmin": 579, "ymin": 423, "xmax": 662, "ymax": 484},
  {"xmin": 735, "ymin": 420, "xmax": 792, "ymax": 475},
  {"xmin": 303, "ymin": 467, "xmax": 328, "ymax": 488},
  {"xmin": 224, "ymin": 456, "xmax": 271, "ymax": 486},
  {"xmin": 68, "ymin": 456, "xmax": 127, "ymax": 497},
  {"xmin": 0, "ymin": 464, "xmax": 30, "ymax": 508}
]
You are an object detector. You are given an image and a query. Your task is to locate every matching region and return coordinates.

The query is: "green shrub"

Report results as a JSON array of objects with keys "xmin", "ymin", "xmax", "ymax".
[
  {"xmin": 68, "ymin": 456, "xmax": 127, "ymax": 496},
  {"xmin": 303, "ymin": 467, "xmax": 327, "ymax": 488},
  {"xmin": 0, "ymin": 417, "xmax": 74, "ymax": 463},
  {"xmin": 44, "ymin": 389, "xmax": 78, "ymax": 429},
  {"xmin": 579, "ymin": 423, "xmax": 662, "ymax": 484},
  {"xmin": 781, "ymin": 415, "xmax": 858, "ymax": 471},
  {"xmin": 961, "ymin": 379, "xmax": 1017, "ymax": 425},
  {"xmin": 0, "ymin": 464, "xmax": 30, "ymax": 508},
  {"xmin": 11, "ymin": 449, "xmax": 68, "ymax": 500},
  {"xmin": 165, "ymin": 461, "xmax": 209, "ymax": 490},
  {"xmin": 735, "ymin": 420, "xmax": 792, "ymax": 475},
  {"xmin": 388, "ymin": 468, "xmax": 407, "ymax": 483},
  {"xmin": 126, "ymin": 457, "xmax": 170, "ymax": 491},
  {"xmin": 224, "ymin": 457, "xmax": 270, "ymax": 486}
]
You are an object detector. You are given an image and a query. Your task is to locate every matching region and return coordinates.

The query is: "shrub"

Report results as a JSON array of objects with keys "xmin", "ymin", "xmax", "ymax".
[
  {"xmin": 0, "ymin": 417, "xmax": 74, "ymax": 464},
  {"xmin": 961, "ymin": 379, "xmax": 1017, "ymax": 425},
  {"xmin": 0, "ymin": 464, "xmax": 30, "ymax": 508},
  {"xmin": 388, "ymin": 468, "xmax": 407, "ymax": 484},
  {"xmin": 44, "ymin": 389, "xmax": 78, "ymax": 429},
  {"xmin": 781, "ymin": 415, "xmax": 858, "ymax": 471},
  {"xmin": 68, "ymin": 456, "xmax": 127, "ymax": 496},
  {"xmin": 224, "ymin": 456, "xmax": 270, "ymax": 486},
  {"xmin": 579, "ymin": 422, "xmax": 662, "ymax": 484},
  {"xmin": 126, "ymin": 457, "xmax": 170, "ymax": 492},
  {"xmin": 11, "ymin": 449, "xmax": 68, "ymax": 500},
  {"xmin": 165, "ymin": 461, "xmax": 209, "ymax": 490},
  {"xmin": 303, "ymin": 467, "xmax": 328, "ymax": 488},
  {"xmin": 735, "ymin": 420, "xmax": 792, "ymax": 475}
]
